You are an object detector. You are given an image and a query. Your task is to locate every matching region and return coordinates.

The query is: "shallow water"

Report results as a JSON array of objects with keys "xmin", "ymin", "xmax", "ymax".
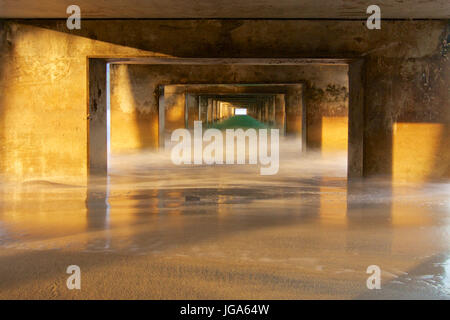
[{"xmin": 0, "ymin": 138, "xmax": 449, "ymax": 299}]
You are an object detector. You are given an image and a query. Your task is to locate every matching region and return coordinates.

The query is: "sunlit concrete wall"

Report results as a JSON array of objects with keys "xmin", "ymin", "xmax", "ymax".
[
  {"xmin": 0, "ymin": 20, "xmax": 448, "ymax": 183},
  {"xmin": 0, "ymin": 21, "xmax": 152, "ymax": 184},
  {"xmin": 305, "ymin": 82, "xmax": 349, "ymax": 154},
  {"xmin": 164, "ymin": 87, "xmax": 186, "ymax": 143},
  {"xmin": 393, "ymin": 123, "xmax": 448, "ymax": 182},
  {"xmin": 321, "ymin": 117, "xmax": 348, "ymax": 154},
  {"xmin": 186, "ymin": 94, "xmax": 200, "ymax": 129},
  {"xmin": 109, "ymin": 65, "xmax": 159, "ymax": 153},
  {"xmin": 285, "ymin": 86, "xmax": 303, "ymax": 137}
]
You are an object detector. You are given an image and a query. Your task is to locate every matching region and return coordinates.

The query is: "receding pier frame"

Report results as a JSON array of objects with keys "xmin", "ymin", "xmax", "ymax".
[{"xmin": 87, "ymin": 57, "xmax": 364, "ymax": 179}]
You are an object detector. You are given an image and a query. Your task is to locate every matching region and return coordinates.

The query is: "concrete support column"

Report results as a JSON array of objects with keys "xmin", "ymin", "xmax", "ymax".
[
  {"xmin": 348, "ymin": 59, "xmax": 365, "ymax": 179},
  {"xmin": 275, "ymin": 94, "xmax": 286, "ymax": 133},
  {"xmin": 216, "ymin": 101, "xmax": 219, "ymax": 120},
  {"xmin": 260, "ymin": 100, "xmax": 264, "ymax": 121},
  {"xmin": 88, "ymin": 59, "xmax": 108, "ymax": 176},
  {"xmin": 285, "ymin": 86, "xmax": 303, "ymax": 143},
  {"xmin": 186, "ymin": 94, "xmax": 198, "ymax": 129},
  {"xmin": 198, "ymin": 95, "xmax": 202, "ymax": 122},
  {"xmin": 158, "ymin": 88, "xmax": 165, "ymax": 150},
  {"xmin": 217, "ymin": 101, "xmax": 220, "ymax": 120},
  {"xmin": 164, "ymin": 90, "xmax": 186, "ymax": 145},
  {"xmin": 261, "ymin": 99, "xmax": 266, "ymax": 122},
  {"xmin": 264, "ymin": 99, "xmax": 269, "ymax": 123},
  {"xmin": 271, "ymin": 96, "xmax": 276, "ymax": 125},
  {"xmin": 200, "ymin": 96, "xmax": 208, "ymax": 123},
  {"xmin": 207, "ymin": 98, "xmax": 212, "ymax": 124}
]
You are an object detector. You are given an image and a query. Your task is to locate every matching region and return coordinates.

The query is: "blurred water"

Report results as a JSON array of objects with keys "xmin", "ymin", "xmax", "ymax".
[{"xmin": 0, "ymin": 137, "xmax": 449, "ymax": 299}]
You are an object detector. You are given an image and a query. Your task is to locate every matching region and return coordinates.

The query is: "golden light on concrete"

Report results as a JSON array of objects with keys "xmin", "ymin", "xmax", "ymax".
[
  {"xmin": 110, "ymin": 65, "xmax": 148, "ymax": 152},
  {"xmin": 393, "ymin": 122, "xmax": 444, "ymax": 182},
  {"xmin": 164, "ymin": 91, "xmax": 186, "ymax": 131},
  {"xmin": 321, "ymin": 116, "xmax": 348, "ymax": 154},
  {"xmin": 0, "ymin": 22, "xmax": 166, "ymax": 184}
]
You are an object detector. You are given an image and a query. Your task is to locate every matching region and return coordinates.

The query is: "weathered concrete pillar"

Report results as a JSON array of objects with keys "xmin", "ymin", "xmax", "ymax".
[
  {"xmin": 186, "ymin": 94, "xmax": 198, "ymax": 129},
  {"xmin": 285, "ymin": 87, "xmax": 303, "ymax": 139},
  {"xmin": 158, "ymin": 87, "xmax": 165, "ymax": 150},
  {"xmin": 271, "ymin": 96, "xmax": 276, "ymax": 125},
  {"xmin": 217, "ymin": 101, "xmax": 220, "ymax": 120},
  {"xmin": 260, "ymin": 100, "xmax": 264, "ymax": 121},
  {"xmin": 88, "ymin": 59, "xmax": 108, "ymax": 176},
  {"xmin": 348, "ymin": 60, "xmax": 365, "ymax": 179},
  {"xmin": 164, "ymin": 87, "xmax": 186, "ymax": 146},
  {"xmin": 264, "ymin": 99, "xmax": 269, "ymax": 123},
  {"xmin": 207, "ymin": 98, "xmax": 212, "ymax": 124},
  {"xmin": 214, "ymin": 100, "xmax": 219, "ymax": 121},
  {"xmin": 199, "ymin": 96, "xmax": 208, "ymax": 123},
  {"xmin": 275, "ymin": 94, "xmax": 286, "ymax": 133},
  {"xmin": 198, "ymin": 95, "xmax": 202, "ymax": 122},
  {"xmin": 216, "ymin": 101, "xmax": 219, "ymax": 120}
]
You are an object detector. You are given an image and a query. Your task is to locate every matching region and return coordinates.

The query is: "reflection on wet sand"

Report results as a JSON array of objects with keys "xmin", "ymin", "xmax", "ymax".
[{"xmin": 0, "ymin": 139, "xmax": 449, "ymax": 299}]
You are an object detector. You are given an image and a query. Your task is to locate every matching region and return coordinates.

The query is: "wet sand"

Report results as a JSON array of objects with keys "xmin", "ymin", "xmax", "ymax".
[{"xmin": 0, "ymin": 141, "xmax": 449, "ymax": 299}]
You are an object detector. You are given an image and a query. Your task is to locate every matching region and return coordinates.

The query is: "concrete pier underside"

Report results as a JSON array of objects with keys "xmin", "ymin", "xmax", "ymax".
[
  {"xmin": 0, "ymin": 19, "xmax": 448, "ymax": 184},
  {"xmin": 0, "ymin": 6, "xmax": 449, "ymax": 300}
]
